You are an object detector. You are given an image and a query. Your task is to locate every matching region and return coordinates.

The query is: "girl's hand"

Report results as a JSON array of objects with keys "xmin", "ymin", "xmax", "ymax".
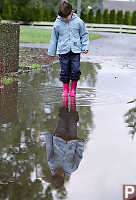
[{"xmin": 82, "ymin": 50, "xmax": 88, "ymax": 54}]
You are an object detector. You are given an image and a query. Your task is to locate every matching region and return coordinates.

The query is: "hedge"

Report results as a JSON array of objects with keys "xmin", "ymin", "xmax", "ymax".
[
  {"xmin": 0, "ymin": 2, "xmax": 136, "ymax": 26},
  {"xmin": 123, "ymin": 11, "xmax": 131, "ymax": 25},
  {"xmin": 103, "ymin": 9, "xmax": 109, "ymax": 24},
  {"xmin": 117, "ymin": 10, "xmax": 123, "ymax": 24}
]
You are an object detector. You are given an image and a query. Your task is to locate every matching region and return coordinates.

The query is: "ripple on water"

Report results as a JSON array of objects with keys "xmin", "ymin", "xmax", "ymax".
[{"xmin": 41, "ymin": 86, "xmax": 128, "ymax": 107}]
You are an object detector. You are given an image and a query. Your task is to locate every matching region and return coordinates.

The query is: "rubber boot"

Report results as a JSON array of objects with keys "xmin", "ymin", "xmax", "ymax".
[
  {"xmin": 62, "ymin": 83, "xmax": 69, "ymax": 97},
  {"xmin": 70, "ymin": 97, "xmax": 76, "ymax": 111},
  {"xmin": 62, "ymin": 96, "xmax": 68, "ymax": 108},
  {"xmin": 69, "ymin": 81, "xmax": 77, "ymax": 97}
]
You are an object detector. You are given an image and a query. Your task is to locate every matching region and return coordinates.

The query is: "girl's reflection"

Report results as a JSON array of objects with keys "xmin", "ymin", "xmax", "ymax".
[{"xmin": 45, "ymin": 97, "xmax": 84, "ymax": 189}]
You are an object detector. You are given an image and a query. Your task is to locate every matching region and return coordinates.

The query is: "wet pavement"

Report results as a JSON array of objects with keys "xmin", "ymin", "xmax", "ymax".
[{"xmin": 1, "ymin": 33, "xmax": 136, "ymax": 200}]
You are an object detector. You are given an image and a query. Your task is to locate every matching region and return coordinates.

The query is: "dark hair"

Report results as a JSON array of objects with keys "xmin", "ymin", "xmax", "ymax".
[
  {"xmin": 51, "ymin": 174, "xmax": 64, "ymax": 189},
  {"xmin": 58, "ymin": 1, "xmax": 72, "ymax": 18},
  {"xmin": 51, "ymin": 168, "xmax": 65, "ymax": 189}
]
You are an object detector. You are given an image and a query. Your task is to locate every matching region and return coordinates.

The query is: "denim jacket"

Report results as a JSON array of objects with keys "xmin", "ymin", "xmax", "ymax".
[
  {"xmin": 45, "ymin": 131, "xmax": 84, "ymax": 176},
  {"xmin": 48, "ymin": 13, "xmax": 89, "ymax": 56}
]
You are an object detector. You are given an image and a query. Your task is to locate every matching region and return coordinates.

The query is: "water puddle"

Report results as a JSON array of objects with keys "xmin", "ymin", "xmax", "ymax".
[{"xmin": 0, "ymin": 62, "xmax": 136, "ymax": 200}]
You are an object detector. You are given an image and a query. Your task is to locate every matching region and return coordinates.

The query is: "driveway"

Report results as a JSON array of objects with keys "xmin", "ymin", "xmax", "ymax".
[{"xmin": 81, "ymin": 32, "xmax": 136, "ymax": 68}]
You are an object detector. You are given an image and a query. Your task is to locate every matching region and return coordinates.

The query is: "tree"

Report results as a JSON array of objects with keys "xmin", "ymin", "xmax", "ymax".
[
  {"xmin": 109, "ymin": 9, "xmax": 116, "ymax": 24},
  {"xmin": 103, "ymin": 9, "xmax": 109, "ymax": 24},
  {"xmin": 33, "ymin": 7, "xmax": 44, "ymax": 21},
  {"xmin": 87, "ymin": 9, "xmax": 94, "ymax": 23},
  {"xmin": 2, "ymin": 0, "xmax": 12, "ymax": 20},
  {"xmin": 81, "ymin": 8, "xmax": 88, "ymax": 22},
  {"xmin": 95, "ymin": 9, "xmax": 102, "ymax": 24},
  {"xmin": 11, "ymin": 4, "xmax": 19, "ymax": 21},
  {"xmin": 131, "ymin": 11, "xmax": 136, "ymax": 26},
  {"xmin": 116, "ymin": 10, "xmax": 123, "ymax": 24},
  {"xmin": 123, "ymin": 10, "xmax": 131, "ymax": 25}
]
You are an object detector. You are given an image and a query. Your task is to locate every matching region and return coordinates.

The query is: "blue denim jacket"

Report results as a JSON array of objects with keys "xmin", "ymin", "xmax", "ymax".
[
  {"xmin": 48, "ymin": 13, "xmax": 89, "ymax": 56},
  {"xmin": 45, "ymin": 131, "xmax": 84, "ymax": 176}
]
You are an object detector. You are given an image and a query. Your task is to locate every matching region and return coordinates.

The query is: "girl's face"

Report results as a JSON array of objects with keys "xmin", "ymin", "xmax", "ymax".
[{"xmin": 62, "ymin": 13, "xmax": 72, "ymax": 22}]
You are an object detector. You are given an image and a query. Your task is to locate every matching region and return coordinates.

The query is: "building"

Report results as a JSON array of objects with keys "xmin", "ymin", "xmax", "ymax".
[
  {"xmin": 103, "ymin": 0, "xmax": 136, "ymax": 13},
  {"xmin": 91, "ymin": 0, "xmax": 136, "ymax": 13}
]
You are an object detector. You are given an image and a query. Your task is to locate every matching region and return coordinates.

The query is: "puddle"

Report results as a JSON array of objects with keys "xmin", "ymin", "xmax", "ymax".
[{"xmin": 0, "ymin": 62, "xmax": 136, "ymax": 200}]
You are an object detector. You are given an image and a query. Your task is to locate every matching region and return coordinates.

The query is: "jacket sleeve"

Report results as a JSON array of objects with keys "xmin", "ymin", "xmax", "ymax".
[
  {"xmin": 45, "ymin": 131, "xmax": 54, "ymax": 161},
  {"xmin": 48, "ymin": 25, "xmax": 59, "ymax": 56},
  {"xmin": 79, "ymin": 21, "xmax": 89, "ymax": 51},
  {"xmin": 71, "ymin": 141, "xmax": 84, "ymax": 172}
]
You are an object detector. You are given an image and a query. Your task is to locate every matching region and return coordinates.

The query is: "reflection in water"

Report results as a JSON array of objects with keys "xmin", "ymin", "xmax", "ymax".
[
  {"xmin": 124, "ymin": 102, "xmax": 136, "ymax": 139},
  {"xmin": 0, "ymin": 81, "xmax": 18, "ymax": 124},
  {"xmin": 46, "ymin": 97, "xmax": 84, "ymax": 190},
  {"xmin": 0, "ymin": 62, "xmax": 97, "ymax": 199}
]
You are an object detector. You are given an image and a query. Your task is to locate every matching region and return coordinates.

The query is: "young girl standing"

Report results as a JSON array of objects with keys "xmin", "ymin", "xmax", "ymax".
[{"xmin": 48, "ymin": 1, "xmax": 89, "ymax": 97}]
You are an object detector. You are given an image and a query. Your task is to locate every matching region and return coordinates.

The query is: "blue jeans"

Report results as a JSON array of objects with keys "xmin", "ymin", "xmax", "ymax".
[
  {"xmin": 55, "ymin": 107, "xmax": 79, "ymax": 140},
  {"xmin": 59, "ymin": 51, "xmax": 81, "ymax": 84}
]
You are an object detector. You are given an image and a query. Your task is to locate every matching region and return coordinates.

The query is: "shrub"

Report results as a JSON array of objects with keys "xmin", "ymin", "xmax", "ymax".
[
  {"xmin": 11, "ymin": 4, "xmax": 19, "ymax": 21},
  {"xmin": 87, "ymin": 9, "xmax": 94, "ymax": 23},
  {"xmin": 81, "ymin": 9, "xmax": 88, "ymax": 23},
  {"xmin": 33, "ymin": 7, "xmax": 44, "ymax": 22},
  {"xmin": 116, "ymin": 10, "xmax": 123, "ymax": 24},
  {"xmin": 2, "ymin": 0, "xmax": 12, "ymax": 20},
  {"xmin": 43, "ymin": 8, "xmax": 51, "ymax": 21},
  {"xmin": 109, "ymin": 9, "xmax": 116, "ymax": 24},
  {"xmin": 123, "ymin": 10, "xmax": 131, "ymax": 25},
  {"xmin": 103, "ymin": 9, "xmax": 109, "ymax": 24},
  {"xmin": 131, "ymin": 11, "xmax": 136, "ymax": 26},
  {"xmin": 95, "ymin": 9, "xmax": 102, "ymax": 24},
  {"xmin": 20, "ymin": 5, "xmax": 34, "ymax": 23}
]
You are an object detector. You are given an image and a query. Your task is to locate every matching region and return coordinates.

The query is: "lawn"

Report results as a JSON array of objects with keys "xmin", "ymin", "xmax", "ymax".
[{"xmin": 20, "ymin": 27, "xmax": 103, "ymax": 43}]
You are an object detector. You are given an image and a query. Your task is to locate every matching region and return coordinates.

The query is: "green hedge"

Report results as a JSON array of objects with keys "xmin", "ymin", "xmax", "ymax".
[
  {"xmin": 131, "ymin": 11, "xmax": 136, "ymax": 25},
  {"xmin": 86, "ymin": 9, "xmax": 136, "ymax": 26},
  {"xmin": 123, "ymin": 11, "xmax": 131, "ymax": 25},
  {"xmin": 103, "ymin": 9, "xmax": 109, "ymax": 24},
  {"xmin": 117, "ymin": 10, "xmax": 123, "ymax": 24},
  {"xmin": 0, "ymin": 1, "xmax": 136, "ymax": 26}
]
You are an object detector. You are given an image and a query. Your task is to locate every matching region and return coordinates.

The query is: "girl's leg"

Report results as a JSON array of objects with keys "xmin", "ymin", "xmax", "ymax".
[
  {"xmin": 69, "ymin": 52, "xmax": 81, "ymax": 96},
  {"xmin": 59, "ymin": 53, "xmax": 71, "ymax": 96}
]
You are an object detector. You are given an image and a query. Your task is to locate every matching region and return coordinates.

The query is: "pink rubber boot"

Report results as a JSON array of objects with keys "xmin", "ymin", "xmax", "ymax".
[
  {"xmin": 62, "ymin": 96, "xmax": 68, "ymax": 107},
  {"xmin": 70, "ymin": 97, "xmax": 76, "ymax": 111},
  {"xmin": 62, "ymin": 83, "xmax": 69, "ymax": 97},
  {"xmin": 69, "ymin": 81, "xmax": 77, "ymax": 97}
]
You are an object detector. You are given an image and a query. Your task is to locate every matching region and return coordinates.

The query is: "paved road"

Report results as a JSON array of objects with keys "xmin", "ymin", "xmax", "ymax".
[{"xmin": 88, "ymin": 32, "xmax": 136, "ymax": 57}]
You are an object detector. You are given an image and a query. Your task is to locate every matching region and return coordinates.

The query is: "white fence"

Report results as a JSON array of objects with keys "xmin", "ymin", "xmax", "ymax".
[{"xmin": 2, "ymin": 20, "xmax": 136, "ymax": 34}]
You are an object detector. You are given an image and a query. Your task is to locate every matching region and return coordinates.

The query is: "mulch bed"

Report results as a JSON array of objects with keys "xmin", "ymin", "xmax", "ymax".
[
  {"xmin": 19, "ymin": 47, "xmax": 58, "ymax": 67},
  {"xmin": 0, "ymin": 47, "xmax": 58, "ymax": 80}
]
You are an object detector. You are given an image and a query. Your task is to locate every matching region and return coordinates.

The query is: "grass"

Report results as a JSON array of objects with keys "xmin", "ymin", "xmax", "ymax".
[
  {"xmin": 3, "ymin": 77, "xmax": 15, "ymax": 85},
  {"xmin": 20, "ymin": 27, "xmax": 103, "ymax": 43},
  {"xmin": 20, "ymin": 62, "xmax": 40, "ymax": 70},
  {"xmin": 20, "ymin": 28, "xmax": 52, "ymax": 43}
]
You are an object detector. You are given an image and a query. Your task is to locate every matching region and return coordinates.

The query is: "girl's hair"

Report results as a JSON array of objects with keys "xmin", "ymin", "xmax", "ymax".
[
  {"xmin": 51, "ymin": 168, "xmax": 65, "ymax": 189},
  {"xmin": 58, "ymin": 1, "xmax": 72, "ymax": 18}
]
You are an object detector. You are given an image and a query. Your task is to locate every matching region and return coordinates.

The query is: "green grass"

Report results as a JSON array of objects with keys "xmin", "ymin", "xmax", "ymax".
[
  {"xmin": 89, "ymin": 32, "xmax": 103, "ymax": 40},
  {"xmin": 20, "ymin": 28, "xmax": 52, "ymax": 43},
  {"xmin": 3, "ymin": 77, "xmax": 15, "ymax": 85},
  {"xmin": 20, "ymin": 27, "xmax": 103, "ymax": 43}
]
